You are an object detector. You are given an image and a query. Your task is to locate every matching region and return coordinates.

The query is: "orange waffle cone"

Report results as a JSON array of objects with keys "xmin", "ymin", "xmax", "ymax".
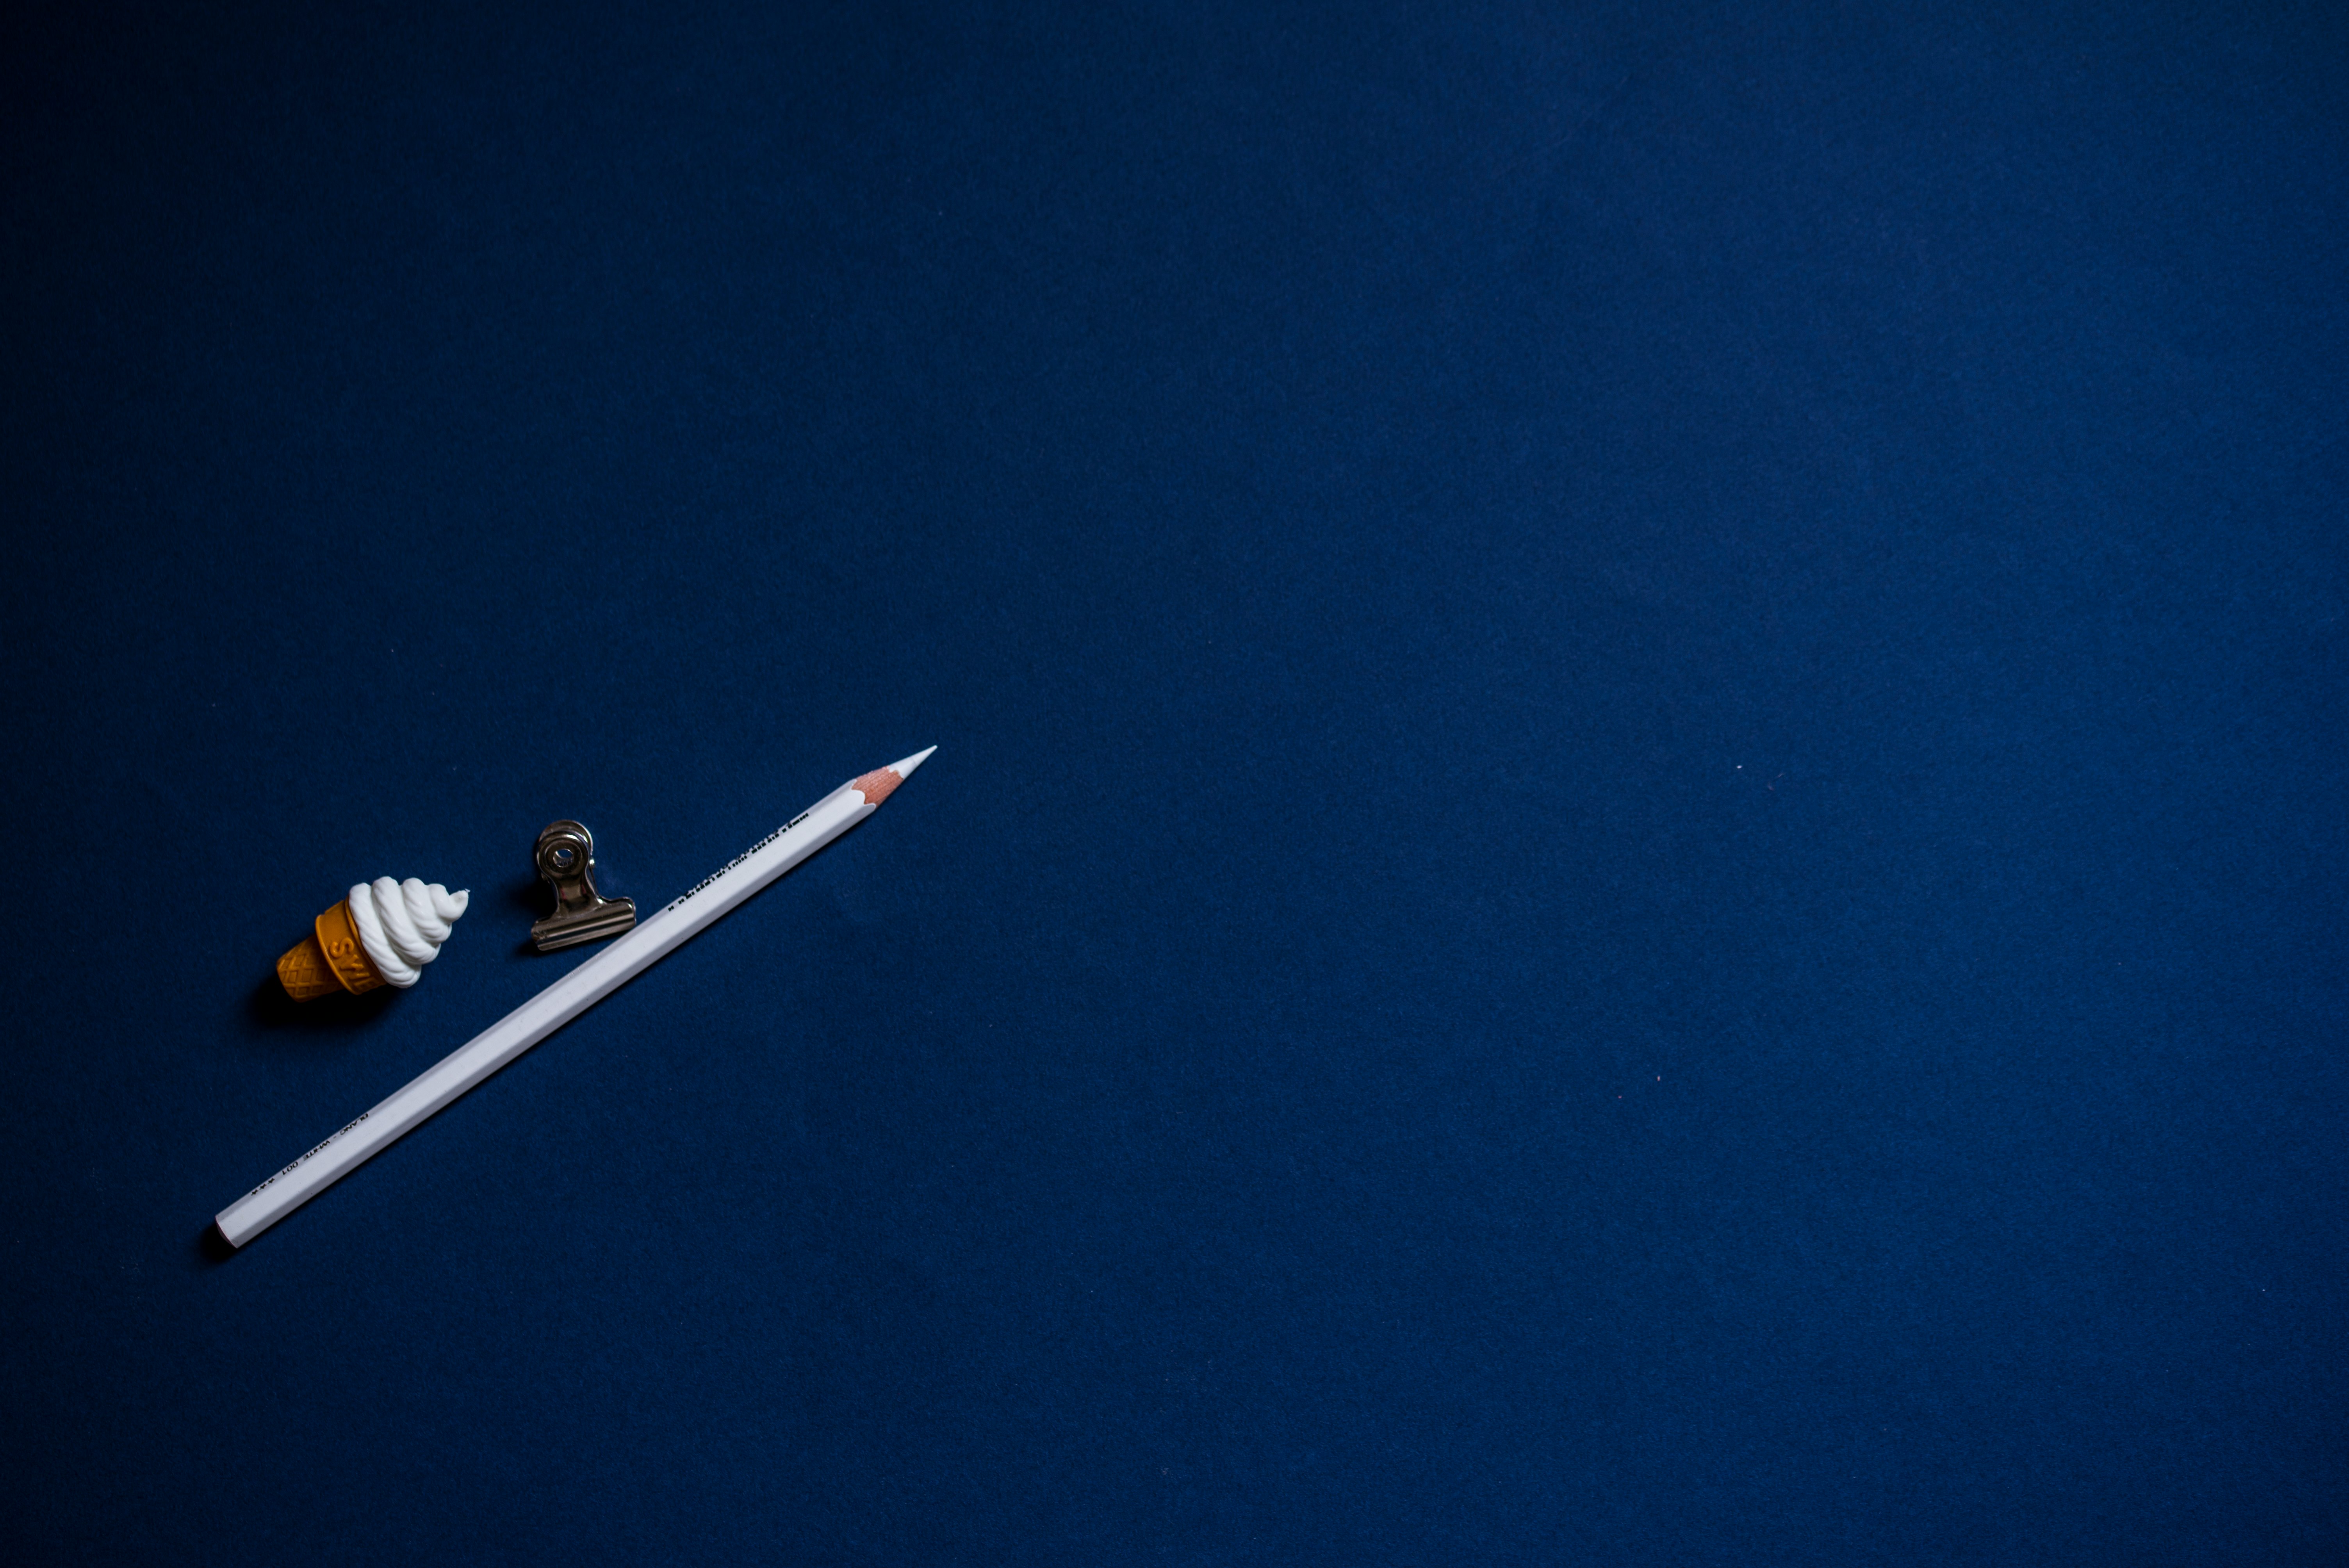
[
  {"xmin": 276, "ymin": 897, "xmax": 388, "ymax": 1000},
  {"xmin": 275, "ymin": 935, "xmax": 341, "ymax": 1000}
]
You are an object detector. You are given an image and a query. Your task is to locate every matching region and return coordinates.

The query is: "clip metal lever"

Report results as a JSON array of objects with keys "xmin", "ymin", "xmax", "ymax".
[{"xmin": 530, "ymin": 820, "xmax": 637, "ymax": 951}]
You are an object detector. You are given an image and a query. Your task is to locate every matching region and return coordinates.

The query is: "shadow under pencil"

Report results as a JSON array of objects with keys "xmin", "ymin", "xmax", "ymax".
[{"xmin": 192, "ymin": 1221, "xmax": 237, "ymax": 1267}]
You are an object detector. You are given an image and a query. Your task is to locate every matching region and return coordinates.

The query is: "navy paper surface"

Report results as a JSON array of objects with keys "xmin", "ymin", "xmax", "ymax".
[{"xmin": 3, "ymin": 2, "xmax": 2343, "ymax": 1561}]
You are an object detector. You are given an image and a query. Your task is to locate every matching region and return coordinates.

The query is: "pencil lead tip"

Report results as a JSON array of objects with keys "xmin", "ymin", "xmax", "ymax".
[{"xmin": 852, "ymin": 747, "xmax": 936, "ymax": 806}]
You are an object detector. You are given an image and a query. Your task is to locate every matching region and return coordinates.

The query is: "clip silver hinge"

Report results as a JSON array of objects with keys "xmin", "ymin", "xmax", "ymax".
[{"xmin": 530, "ymin": 820, "xmax": 637, "ymax": 951}]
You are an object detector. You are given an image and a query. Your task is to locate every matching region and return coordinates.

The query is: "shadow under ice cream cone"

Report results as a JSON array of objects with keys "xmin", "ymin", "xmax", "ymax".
[{"xmin": 277, "ymin": 878, "xmax": 469, "ymax": 1001}]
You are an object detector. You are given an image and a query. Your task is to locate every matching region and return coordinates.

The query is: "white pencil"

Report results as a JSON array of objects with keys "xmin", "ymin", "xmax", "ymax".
[{"xmin": 215, "ymin": 747, "xmax": 936, "ymax": 1247}]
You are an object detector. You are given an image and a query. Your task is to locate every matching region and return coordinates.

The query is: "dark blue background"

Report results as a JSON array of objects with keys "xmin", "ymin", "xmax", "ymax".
[{"xmin": 4, "ymin": 1, "xmax": 2343, "ymax": 1561}]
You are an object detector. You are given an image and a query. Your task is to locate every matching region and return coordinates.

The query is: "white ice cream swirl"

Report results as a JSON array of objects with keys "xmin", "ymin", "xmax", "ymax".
[{"xmin": 346, "ymin": 877, "xmax": 470, "ymax": 988}]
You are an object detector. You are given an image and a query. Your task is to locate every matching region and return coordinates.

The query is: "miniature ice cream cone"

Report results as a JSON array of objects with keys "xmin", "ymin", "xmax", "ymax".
[{"xmin": 277, "ymin": 878, "xmax": 469, "ymax": 1001}]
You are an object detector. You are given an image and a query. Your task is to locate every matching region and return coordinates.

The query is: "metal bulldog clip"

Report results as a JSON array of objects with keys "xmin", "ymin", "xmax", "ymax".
[{"xmin": 529, "ymin": 820, "xmax": 637, "ymax": 951}]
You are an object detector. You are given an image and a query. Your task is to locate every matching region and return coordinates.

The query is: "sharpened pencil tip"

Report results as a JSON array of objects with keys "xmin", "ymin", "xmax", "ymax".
[{"xmin": 852, "ymin": 747, "xmax": 936, "ymax": 806}]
